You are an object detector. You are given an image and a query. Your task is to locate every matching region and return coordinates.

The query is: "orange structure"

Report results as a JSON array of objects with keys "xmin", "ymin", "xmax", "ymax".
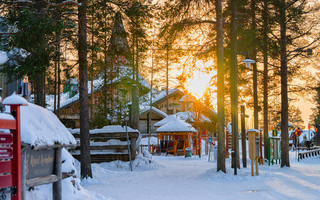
[{"xmin": 156, "ymin": 120, "xmax": 198, "ymax": 156}]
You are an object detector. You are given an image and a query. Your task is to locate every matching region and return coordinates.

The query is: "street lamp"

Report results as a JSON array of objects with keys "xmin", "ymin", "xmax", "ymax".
[{"xmin": 241, "ymin": 57, "xmax": 256, "ymax": 68}]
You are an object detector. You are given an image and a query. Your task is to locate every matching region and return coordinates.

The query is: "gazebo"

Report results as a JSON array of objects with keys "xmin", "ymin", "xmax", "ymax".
[{"xmin": 156, "ymin": 120, "xmax": 198, "ymax": 156}]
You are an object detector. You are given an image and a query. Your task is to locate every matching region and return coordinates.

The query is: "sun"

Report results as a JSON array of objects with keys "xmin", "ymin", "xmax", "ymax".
[{"xmin": 184, "ymin": 61, "xmax": 216, "ymax": 100}]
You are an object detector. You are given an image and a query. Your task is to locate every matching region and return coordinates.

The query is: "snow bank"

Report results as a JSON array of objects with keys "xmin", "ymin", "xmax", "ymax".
[{"xmin": 3, "ymin": 93, "xmax": 76, "ymax": 149}]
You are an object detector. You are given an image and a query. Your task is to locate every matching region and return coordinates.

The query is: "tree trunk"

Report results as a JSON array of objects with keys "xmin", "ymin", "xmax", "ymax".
[
  {"xmin": 279, "ymin": 0, "xmax": 290, "ymax": 167},
  {"xmin": 54, "ymin": 52, "xmax": 57, "ymax": 114},
  {"xmin": 34, "ymin": 72, "xmax": 45, "ymax": 107},
  {"xmin": 241, "ymin": 105, "xmax": 246, "ymax": 168},
  {"xmin": 131, "ymin": 37, "xmax": 139, "ymax": 129},
  {"xmin": 262, "ymin": 0, "xmax": 269, "ymax": 159},
  {"xmin": 251, "ymin": 0, "xmax": 258, "ymax": 130},
  {"xmin": 230, "ymin": 0, "xmax": 240, "ymax": 171},
  {"xmin": 166, "ymin": 45, "xmax": 169, "ymax": 113},
  {"xmin": 78, "ymin": 0, "xmax": 92, "ymax": 178},
  {"xmin": 216, "ymin": 0, "xmax": 225, "ymax": 173},
  {"xmin": 57, "ymin": 42, "xmax": 61, "ymax": 118}
]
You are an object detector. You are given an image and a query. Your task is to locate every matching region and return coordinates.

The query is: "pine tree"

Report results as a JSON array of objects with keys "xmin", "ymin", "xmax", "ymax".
[{"xmin": 78, "ymin": 0, "xmax": 92, "ymax": 179}]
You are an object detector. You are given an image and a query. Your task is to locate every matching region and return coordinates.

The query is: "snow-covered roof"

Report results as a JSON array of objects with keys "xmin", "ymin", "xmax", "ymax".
[
  {"xmin": 156, "ymin": 120, "xmax": 197, "ymax": 133},
  {"xmin": 139, "ymin": 106, "xmax": 168, "ymax": 118},
  {"xmin": 154, "ymin": 115, "xmax": 182, "ymax": 127},
  {"xmin": 70, "ymin": 125, "xmax": 140, "ymax": 134},
  {"xmin": 0, "ymin": 51, "xmax": 8, "ymax": 65},
  {"xmin": 133, "ymin": 88, "xmax": 183, "ymax": 106},
  {"xmin": 2, "ymin": 94, "xmax": 76, "ymax": 149},
  {"xmin": 46, "ymin": 66, "xmax": 150, "ymax": 111},
  {"xmin": 179, "ymin": 95, "xmax": 196, "ymax": 102},
  {"xmin": 175, "ymin": 111, "xmax": 211, "ymax": 123}
]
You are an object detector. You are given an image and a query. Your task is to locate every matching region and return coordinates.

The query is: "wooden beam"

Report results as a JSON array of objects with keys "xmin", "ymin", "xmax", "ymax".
[
  {"xmin": 26, "ymin": 175, "xmax": 59, "ymax": 187},
  {"xmin": 0, "ymin": 119, "xmax": 16, "ymax": 129}
]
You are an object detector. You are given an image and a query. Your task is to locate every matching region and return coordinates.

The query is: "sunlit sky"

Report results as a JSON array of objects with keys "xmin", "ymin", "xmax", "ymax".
[{"xmin": 172, "ymin": 59, "xmax": 314, "ymax": 129}]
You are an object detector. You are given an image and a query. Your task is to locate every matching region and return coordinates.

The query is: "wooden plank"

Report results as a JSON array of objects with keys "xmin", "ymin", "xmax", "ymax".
[
  {"xmin": 0, "ymin": 160, "xmax": 12, "ymax": 173},
  {"xmin": 26, "ymin": 175, "xmax": 59, "ymax": 187},
  {"xmin": 0, "ymin": 174, "xmax": 13, "ymax": 188},
  {"xmin": 75, "ymin": 145, "xmax": 128, "ymax": 151},
  {"xmin": 0, "ymin": 119, "xmax": 16, "ymax": 129}
]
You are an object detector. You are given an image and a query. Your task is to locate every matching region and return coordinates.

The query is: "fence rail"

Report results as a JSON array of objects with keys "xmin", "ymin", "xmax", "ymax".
[{"xmin": 298, "ymin": 149, "xmax": 320, "ymax": 160}]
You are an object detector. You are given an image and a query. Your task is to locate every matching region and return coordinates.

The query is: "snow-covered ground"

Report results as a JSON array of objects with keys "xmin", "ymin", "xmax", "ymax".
[{"xmin": 80, "ymin": 151, "xmax": 320, "ymax": 200}]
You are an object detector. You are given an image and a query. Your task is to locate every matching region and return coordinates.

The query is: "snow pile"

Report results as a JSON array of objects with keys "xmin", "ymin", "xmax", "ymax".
[
  {"xmin": 0, "ymin": 50, "xmax": 8, "ymax": 65},
  {"xmin": 90, "ymin": 139, "xmax": 129, "ymax": 146},
  {"xmin": 0, "ymin": 112, "xmax": 14, "ymax": 120},
  {"xmin": 156, "ymin": 119, "xmax": 197, "ymax": 133},
  {"xmin": 90, "ymin": 125, "xmax": 139, "ymax": 134},
  {"xmin": 2, "ymin": 93, "xmax": 76, "ymax": 148},
  {"xmin": 2, "ymin": 92, "xmax": 28, "ymax": 105},
  {"xmin": 70, "ymin": 125, "xmax": 139, "ymax": 135},
  {"xmin": 88, "ymin": 153, "xmax": 163, "ymax": 173},
  {"xmin": 140, "ymin": 136, "xmax": 158, "ymax": 145},
  {"xmin": 26, "ymin": 149, "xmax": 110, "ymax": 200}
]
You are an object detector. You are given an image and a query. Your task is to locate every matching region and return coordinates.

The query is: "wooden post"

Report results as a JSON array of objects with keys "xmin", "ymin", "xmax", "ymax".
[
  {"xmin": 12, "ymin": 105, "xmax": 22, "ymax": 200},
  {"xmin": 53, "ymin": 147, "xmax": 62, "ymax": 200},
  {"xmin": 130, "ymin": 137, "xmax": 137, "ymax": 160},
  {"xmin": 248, "ymin": 130, "xmax": 257, "ymax": 176},
  {"xmin": 21, "ymin": 148, "xmax": 26, "ymax": 200},
  {"xmin": 251, "ymin": 159, "xmax": 254, "ymax": 176},
  {"xmin": 255, "ymin": 158, "xmax": 259, "ymax": 176}
]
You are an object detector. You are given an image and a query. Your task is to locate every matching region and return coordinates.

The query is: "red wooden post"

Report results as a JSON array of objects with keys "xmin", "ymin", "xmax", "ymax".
[{"xmin": 11, "ymin": 105, "xmax": 22, "ymax": 200}]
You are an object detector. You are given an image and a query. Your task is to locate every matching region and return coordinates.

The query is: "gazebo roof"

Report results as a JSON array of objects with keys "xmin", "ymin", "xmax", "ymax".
[
  {"xmin": 156, "ymin": 120, "xmax": 197, "ymax": 133},
  {"xmin": 154, "ymin": 115, "xmax": 182, "ymax": 127}
]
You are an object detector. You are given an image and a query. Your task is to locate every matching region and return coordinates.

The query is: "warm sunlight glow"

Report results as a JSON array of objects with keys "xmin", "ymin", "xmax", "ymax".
[{"xmin": 184, "ymin": 60, "xmax": 216, "ymax": 100}]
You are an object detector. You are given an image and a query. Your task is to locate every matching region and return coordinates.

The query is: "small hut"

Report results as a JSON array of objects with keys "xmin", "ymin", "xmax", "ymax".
[{"xmin": 156, "ymin": 120, "xmax": 197, "ymax": 156}]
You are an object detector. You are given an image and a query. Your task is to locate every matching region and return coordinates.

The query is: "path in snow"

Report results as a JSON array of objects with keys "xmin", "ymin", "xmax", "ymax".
[{"xmin": 81, "ymin": 152, "xmax": 320, "ymax": 200}]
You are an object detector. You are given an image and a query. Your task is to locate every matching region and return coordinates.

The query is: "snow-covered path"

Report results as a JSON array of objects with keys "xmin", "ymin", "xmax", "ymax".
[{"xmin": 81, "ymin": 152, "xmax": 320, "ymax": 200}]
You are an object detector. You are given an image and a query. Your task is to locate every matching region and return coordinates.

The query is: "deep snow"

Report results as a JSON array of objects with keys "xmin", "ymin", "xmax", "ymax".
[{"xmin": 80, "ymin": 151, "xmax": 320, "ymax": 200}]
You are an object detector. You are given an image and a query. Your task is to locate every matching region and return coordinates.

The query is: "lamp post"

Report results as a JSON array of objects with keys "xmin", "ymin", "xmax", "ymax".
[{"xmin": 242, "ymin": 57, "xmax": 256, "ymax": 129}]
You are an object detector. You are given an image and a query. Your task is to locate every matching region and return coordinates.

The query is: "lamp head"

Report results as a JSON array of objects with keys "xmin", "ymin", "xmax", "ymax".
[{"xmin": 241, "ymin": 57, "xmax": 256, "ymax": 68}]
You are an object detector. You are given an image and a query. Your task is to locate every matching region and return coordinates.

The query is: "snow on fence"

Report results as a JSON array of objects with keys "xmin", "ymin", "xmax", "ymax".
[
  {"xmin": 70, "ymin": 125, "xmax": 140, "ymax": 163},
  {"xmin": 298, "ymin": 148, "xmax": 320, "ymax": 160}
]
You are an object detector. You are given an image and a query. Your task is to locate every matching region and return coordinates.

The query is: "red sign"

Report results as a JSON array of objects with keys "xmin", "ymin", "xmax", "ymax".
[
  {"xmin": 0, "ymin": 133, "xmax": 13, "ymax": 145},
  {"xmin": 295, "ymin": 129, "xmax": 302, "ymax": 137},
  {"xmin": 0, "ymin": 147, "xmax": 13, "ymax": 159}
]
